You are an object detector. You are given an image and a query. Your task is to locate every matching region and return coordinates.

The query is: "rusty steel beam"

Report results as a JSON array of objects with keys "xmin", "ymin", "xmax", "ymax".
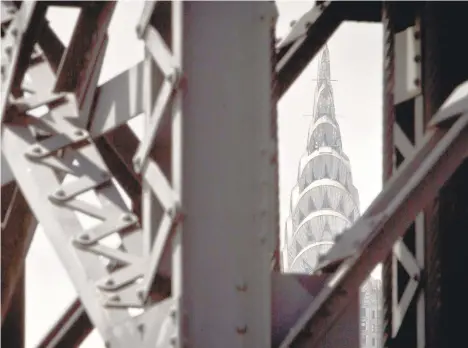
[
  {"xmin": 37, "ymin": 299, "xmax": 91, "ymax": 348},
  {"xmin": 0, "ymin": 2, "xmax": 39, "ymax": 332},
  {"xmin": 1, "ymin": 271, "xmax": 25, "ymax": 348},
  {"xmin": 53, "ymin": 2, "xmax": 116, "ymax": 104},
  {"xmin": 276, "ymin": 1, "xmax": 381, "ymax": 99},
  {"xmin": 1, "ymin": 184, "xmax": 36, "ymax": 322},
  {"xmin": 41, "ymin": 1, "xmax": 101, "ymax": 7},
  {"xmin": 276, "ymin": 1, "xmax": 342, "ymax": 98},
  {"xmin": 96, "ymin": 131, "xmax": 142, "ymax": 217}
]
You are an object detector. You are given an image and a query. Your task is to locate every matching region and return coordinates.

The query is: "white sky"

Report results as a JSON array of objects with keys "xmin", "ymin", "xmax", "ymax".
[{"xmin": 24, "ymin": 2, "xmax": 383, "ymax": 347}]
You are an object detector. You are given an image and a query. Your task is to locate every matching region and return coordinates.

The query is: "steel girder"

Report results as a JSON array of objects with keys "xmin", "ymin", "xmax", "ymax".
[
  {"xmin": 2, "ymin": 1, "xmax": 468, "ymax": 347},
  {"xmin": 3, "ymin": 1, "xmax": 281, "ymax": 347},
  {"xmin": 381, "ymin": 4, "xmax": 426, "ymax": 347},
  {"xmin": 276, "ymin": 0, "xmax": 381, "ymax": 98}
]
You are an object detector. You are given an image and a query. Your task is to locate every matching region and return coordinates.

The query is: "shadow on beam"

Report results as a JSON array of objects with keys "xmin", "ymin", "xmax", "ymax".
[
  {"xmin": 1, "ymin": 271, "xmax": 25, "ymax": 348},
  {"xmin": 272, "ymin": 273, "xmax": 359, "ymax": 348}
]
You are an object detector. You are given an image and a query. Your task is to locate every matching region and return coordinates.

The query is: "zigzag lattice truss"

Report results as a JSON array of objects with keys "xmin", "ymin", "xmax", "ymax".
[{"xmin": 2, "ymin": 1, "xmax": 181, "ymax": 346}]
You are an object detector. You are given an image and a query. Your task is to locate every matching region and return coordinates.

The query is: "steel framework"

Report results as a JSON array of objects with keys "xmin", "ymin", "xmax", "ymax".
[{"xmin": 1, "ymin": 1, "xmax": 468, "ymax": 348}]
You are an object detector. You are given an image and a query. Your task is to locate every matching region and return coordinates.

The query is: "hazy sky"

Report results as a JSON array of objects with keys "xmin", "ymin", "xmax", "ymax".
[{"xmin": 24, "ymin": 2, "xmax": 383, "ymax": 347}]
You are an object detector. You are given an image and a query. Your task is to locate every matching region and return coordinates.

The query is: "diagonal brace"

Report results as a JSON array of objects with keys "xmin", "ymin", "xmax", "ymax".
[{"xmin": 280, "ymin": 89, "xmax": 468, "ymax": 347}]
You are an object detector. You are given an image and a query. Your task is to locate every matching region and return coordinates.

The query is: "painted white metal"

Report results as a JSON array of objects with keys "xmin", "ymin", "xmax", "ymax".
[
  {"xmin": 394, "ymin": 25, "xmax": 421, "ymax": 104},
  {"xmin": 0, "ymin": 1, "xmax": 39, "ymax": 124},
  {"xmin": 1, "ymin": 5, "xmax": 170, "ymax": 346},
  {"xmin": 173, "ymin": 2, "xmax": 277, "ymax": 346},
  {"xmin": 170, "ymin": 1, "xmax": 184, "ymax": 345},
  {"xmin": 1, "ymin": 61, "xmax": 146, "ymax": 187},
  {"xmin": 4, "ymin": 2, "xmax": 468, "ymax": 347}
]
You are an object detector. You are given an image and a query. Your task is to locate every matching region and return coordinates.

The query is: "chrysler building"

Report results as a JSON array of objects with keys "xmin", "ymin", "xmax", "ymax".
[{"xmin": 281, "ymin": 45, "xmax": 382, "ymax": 348}]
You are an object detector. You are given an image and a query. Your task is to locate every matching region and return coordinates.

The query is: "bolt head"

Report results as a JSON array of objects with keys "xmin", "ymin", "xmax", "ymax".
[
  {"xmin": 74, "ymin": 129, "xmax": 86, "ymax": 138},
  {"xmin": 109, "ymin": 295, "xmax": 120, "ymax": 302},
  {"xmin": 137, "ymin": 323, "xmax": 145, "ymax": 333},
  {"xmin": 55, "ymin": 189, "xmax": 66, "ymax": 198},
  {"xmin": 79, "ymin": 234, "xmax": 90, "ymax": 241},
  {"xmin": 32, "ymin": 146, "xmax": 42, "ymax": 154},
  {"xmin": 122, "ymin": 214, "xmax": 136, "ymax": 223}
]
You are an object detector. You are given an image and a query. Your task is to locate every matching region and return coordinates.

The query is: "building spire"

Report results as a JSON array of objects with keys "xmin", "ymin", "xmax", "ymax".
[
  {"xmin": 282, "ymin": 42, "xmax": 379, "ymax": 348},
  {"xmin": 318, "ymin": 44, "xmax": 331, "ymax": 83},
  {"xmin": 309, "ymin": 44, "xmax": 341, "ymax": 154},
  {"xmin": 283, "ymin": 43, "xmax": 360, "ymax": 273}
]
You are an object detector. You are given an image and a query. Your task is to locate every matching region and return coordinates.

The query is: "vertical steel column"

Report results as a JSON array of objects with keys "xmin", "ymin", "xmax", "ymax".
[
  {"xmin": 175, "ymin": 2, "xmax": 277, "ymax": 346},
  {"xmin": 421, "ymin": 3, "xmax": 468, "ymax": 348},
  {"xmin": 381, "ymin": 4, "xmax": 395, "ymax": 345},
  {"xmin": 381, "ymin": 5, "xmax": 395, "ymax": 346},
  {"xmin": 270, "ymin": 16, "xmax": 281, "ymax": 272},
  {"xmin": 383, "ymin": 3, "xmax": 427, "ymax": 348},
  {"xmin": 1, "ymin": 271, "xmax": 25, "ymax": 348}
]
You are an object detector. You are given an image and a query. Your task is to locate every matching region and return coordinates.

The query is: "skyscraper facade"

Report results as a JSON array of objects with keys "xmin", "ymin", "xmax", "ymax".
[
  {"xmin": 281, "ymin": 45, "xmax": 382, "ymax": 348},
  {"xmin": 361, "ymin": 277, "xmax": 383, "ymax": 348}
]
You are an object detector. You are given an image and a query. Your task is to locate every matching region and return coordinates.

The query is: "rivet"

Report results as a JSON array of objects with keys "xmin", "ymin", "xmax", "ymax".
[
  {"xmin": 74, "ymin": 129, "xmax": 86, "ymax": 137},
  {"xmin": 136, "ymin": 24, "xmax": 143, "ymax": 38},
  {"xmin": 110, "ymin": 295, "xmax": 120, "ymax": 302},
  {"xmin": 32, "ymin": 146, "xmax": 42, "ymax": 154},
  {"xmin": 137, "ymin": 323, "xmax": 145, "ymax": 333},
  {"xmin": 236, "ymin": 325, "xmax": 248, "ymax": 335},
  {"xmin": 137, "ymin": 289, "xmax": 146, "ymax": 301},
  {"xmin": 122, "ymin": 214, "xmax": 135, "ymax": 223},
  {"xmin": 236, "ymin": 283, "xmax": 248, "ymax": 292}
]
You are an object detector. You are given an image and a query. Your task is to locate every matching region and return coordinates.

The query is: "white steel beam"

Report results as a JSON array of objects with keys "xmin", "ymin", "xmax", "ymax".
[
  {"xmin": 171, "ymin": 2, "xmax": 278, "ymax": 346},
  {"xmin": 0, "ymin": 1, "xmax": 43, "ymax": 124},
  {"xmin": 1, "ymin": 61, "xmax": 146, "ymax": 187}
]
